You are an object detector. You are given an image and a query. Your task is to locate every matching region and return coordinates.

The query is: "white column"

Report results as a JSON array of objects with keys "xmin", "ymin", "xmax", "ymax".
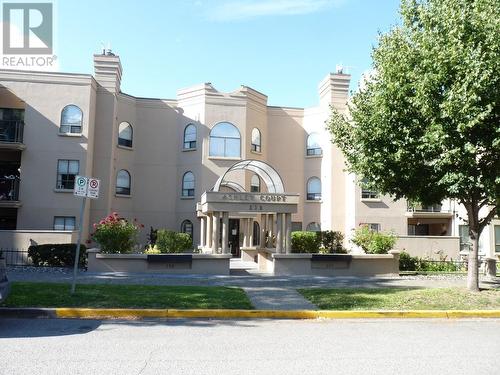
[
  {"xmin": 248, "ymin": 218, "xmax": 254, "ymax": 248},
  {"xmin": 212, "ymin": 212, "xmax": 219, "ymax": 254},
  {"xmin": 206, "ymin": 213, "xmax": 212, "ymax": 250},
  {"xmin": 276, "ymin": 213, "xmax": 283, "ymax": 253},
  {"xmin": 200, "ymin": 216, "xmax": 206, "ymax": 248},
  {"xmin": 267, "ymin": 214, "xmax": 274, "ymax": 248},
  {"xmin": 285, "ymin": 213, "xmax": 292, "ymax": 254},
  {"xmin": 260, "ymin": 214, "xmax": 266, "ymax": 248},
  {"xmin": 222, "ymin": 212, "xmax": 229, "ymax": 254}
]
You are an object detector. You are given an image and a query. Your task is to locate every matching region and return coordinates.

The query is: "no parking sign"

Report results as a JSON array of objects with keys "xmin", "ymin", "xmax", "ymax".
[{"xmin": 87, "ymin": 178, "xmax": 100, "ymax": 199}]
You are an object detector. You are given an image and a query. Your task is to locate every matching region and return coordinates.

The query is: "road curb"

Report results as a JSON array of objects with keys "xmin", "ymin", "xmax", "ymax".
[{"xmin": 2, "ymin": 307, "xmax": 500, "ymax": 320}]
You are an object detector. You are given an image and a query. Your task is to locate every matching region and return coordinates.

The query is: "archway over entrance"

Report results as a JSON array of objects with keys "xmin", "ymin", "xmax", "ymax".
[{"xmin": 197, "ymin": 160, "xmax": 299, "ymax": 257}]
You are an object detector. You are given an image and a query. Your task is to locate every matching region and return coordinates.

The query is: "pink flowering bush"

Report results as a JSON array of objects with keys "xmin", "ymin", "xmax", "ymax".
[{"xmin": 91, "ymin": 212, "xmax": 143, "ymax": 254}]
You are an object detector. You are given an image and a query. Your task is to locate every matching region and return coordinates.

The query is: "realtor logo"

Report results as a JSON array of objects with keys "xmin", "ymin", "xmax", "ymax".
[{"xmin": 2, "ymin": 2, "xmax": 53, "ymax": 54}]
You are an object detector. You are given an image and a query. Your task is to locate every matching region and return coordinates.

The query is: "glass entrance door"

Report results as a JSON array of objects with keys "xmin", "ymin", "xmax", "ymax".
[{"xmin": 228, "ymin": 219, "xmax": 240, "ymax": 258}]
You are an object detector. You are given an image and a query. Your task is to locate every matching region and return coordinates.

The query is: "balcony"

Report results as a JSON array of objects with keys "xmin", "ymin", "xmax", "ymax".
[
  {"xmin": 405, "ymin": 203, "xmax": 453, "ymax": 219},
  {"xmin": 0, "ymin": 120, "xmax": 25, "ymax": 150},
  {"xmin": 0, "ymin": 177, "xmax": 21, "ymax": 207}
]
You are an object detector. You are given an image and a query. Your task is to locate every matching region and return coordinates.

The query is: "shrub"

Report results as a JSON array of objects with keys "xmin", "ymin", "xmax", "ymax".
[
  {"xmin": 318, "ymin": 230, "xmax": 346, "ymax": 254},
  {"xmin": 91, "ymin": 212, "xmax": 142, "ymax": 254},
  {"xmin": 351, "ymin": 226, "xmax": 396, "ymax": 254},
  {"xmin": 28, "ymin": 243, "xmax": 87, "ymax": 267},
  {"xmin": 399, "ymin": 251, "xmax": 418, "ymax": 271},
  {"xmin": 156, "ymin": 230, "xmax": 192, "ymax": 253},
  {"xmin": 399, "ymin": 251, "xmax": 462, "ymax": 272},
  {"xmin": 291, "ymin": 231, "xmax": 321, "ymax": 253},
  {"xmin": 144, "ymin": 245, "xmax": 161, "ymax": 254}
]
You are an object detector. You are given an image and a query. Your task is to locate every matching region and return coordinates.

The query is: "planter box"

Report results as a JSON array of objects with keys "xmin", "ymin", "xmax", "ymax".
[
  {"xmin": 87, "ymin": 249, "xmax": 231, "ymax": 275},
  {"xmin": 271, "ymin": 251, "xmax": 400, "ymax": 276}
]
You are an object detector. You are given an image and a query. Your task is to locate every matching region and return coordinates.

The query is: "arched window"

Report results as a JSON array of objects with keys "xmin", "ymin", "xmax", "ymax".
[
  {"xmin": 251, "ymin": 128, "xmax": 261, "ymax": 153},
  {"xmin": 118, "ymin": 122, "xmax": 133, "ymax": 147},
  {"xmin": 181, "ymin": 220, "xmax": 193, "ymax": 240},
  {"xmin": 183, "ymin": 124, "xmax": 196, "ymax": 149},
  {"xmin": 253, "ymin": 221, "xmax": 260, "ymax": 246},
  {"xmin": 209, "ymin": 122, "xmax": 241, "ymax": 158},
  {"xmin": 182, "ymin": 171, "xmax": 195, "ymax": 197},
  {"xmin": 306, "ymin": 133, "xmax": 322, "ymax": 156},
  {"xmin": 307, "ymin": 177, "xmax": 321, "ymax": 201},
  {"xmin": 306, "ymin": 222, "xmax": 321, "ymax": 232},
  {"xmin": 250, "ymin": 174, "xmax": 260, "ymax": 193},
  {"xmin": 60, "ymin": 105, "xmax": 83, "ymax": 134},
  {"xmin": 116, "ymin": 170, "xmax": 131, "ymax": 195}
]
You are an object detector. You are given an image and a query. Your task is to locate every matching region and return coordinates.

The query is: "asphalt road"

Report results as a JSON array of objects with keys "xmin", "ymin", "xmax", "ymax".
[{"xmin": 1, "ymin": 318, "xmax": 499, "ymax": 375}]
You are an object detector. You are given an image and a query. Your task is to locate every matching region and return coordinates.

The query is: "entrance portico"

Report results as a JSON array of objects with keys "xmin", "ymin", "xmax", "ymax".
[{"xmin": 196, "ymin": 160, "xmax": 299, "ymax": 258}]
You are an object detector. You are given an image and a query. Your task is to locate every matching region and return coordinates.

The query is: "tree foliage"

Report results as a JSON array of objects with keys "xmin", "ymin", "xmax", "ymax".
[{"xmin": 328, "ymin": 0, "xmax": 499, "ymax": 290}]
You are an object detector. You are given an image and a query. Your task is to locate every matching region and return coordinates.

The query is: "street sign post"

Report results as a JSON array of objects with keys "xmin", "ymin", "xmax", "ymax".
[{"xmin": 71, "ymin": 175, "xmax": 100, "ymax": 294}]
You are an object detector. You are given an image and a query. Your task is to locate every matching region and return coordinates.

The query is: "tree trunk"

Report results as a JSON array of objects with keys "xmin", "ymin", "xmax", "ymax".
[
  {"xmin": 464, "ymin": 201, "xmax": 480, "ymax": 292},
  {"xmin": 466, "ymin": 230, "xmax": 480, "ymax": 292}
]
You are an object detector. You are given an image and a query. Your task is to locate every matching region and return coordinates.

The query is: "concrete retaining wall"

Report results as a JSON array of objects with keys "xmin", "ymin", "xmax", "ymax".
[
  {"xmin": 87, "ymin": 249, "xmax": 231, "ymax": 275},
  {"xmin": 0, "ymin": 230, "xmax": 78, "ymax": 250},
  {"xmin": 271, "ymin": 251, "xmax": 400, "ymax": 276},
  {"xmin": 395, "ymin": 236, "xmax": 460, "ymax": 260}
]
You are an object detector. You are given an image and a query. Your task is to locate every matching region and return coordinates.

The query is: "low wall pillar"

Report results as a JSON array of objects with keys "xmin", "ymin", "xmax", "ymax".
[
  {"xmin": 484, "ymin": 257, "xmax": 497, "ymax": 280},
  {"xmin": 388, "ymin": 250, "xmax": 400, "ymax": 275}
]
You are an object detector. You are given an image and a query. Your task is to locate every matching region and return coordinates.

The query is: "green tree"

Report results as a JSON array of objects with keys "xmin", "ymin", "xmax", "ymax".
[{"xmin": 328, "ymin": 0, "xmax": 499, "ymax": 291}]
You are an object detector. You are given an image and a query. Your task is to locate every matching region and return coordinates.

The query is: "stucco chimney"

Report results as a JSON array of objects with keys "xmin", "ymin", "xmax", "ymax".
[
  {"xmin": 93, "ymin": 52, "xmax": 122, "ymax": 93},
  {"xmin": 318, "ymin": 72, "xmax": 351, "ymax": 111}
]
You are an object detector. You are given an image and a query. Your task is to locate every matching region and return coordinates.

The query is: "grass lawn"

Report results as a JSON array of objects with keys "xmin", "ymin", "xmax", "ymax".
[
  {"xmin": 298, "ymin": 287, "xmax": 500, "ymax": 310},
  {"xmin": 1, "ymin": 282, "xmax": 253, "ymax": 310}
]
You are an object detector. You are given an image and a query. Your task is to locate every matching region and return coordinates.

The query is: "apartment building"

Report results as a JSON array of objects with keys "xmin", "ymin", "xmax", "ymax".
[{"xmin": 0, "ymin": 51, "xmax": 498, "ymax": 259}]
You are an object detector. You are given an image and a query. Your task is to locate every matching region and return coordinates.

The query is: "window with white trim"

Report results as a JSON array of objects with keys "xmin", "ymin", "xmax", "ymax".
[
  {"xmin": 251, "ymin": 128, "xmax": 261, "ymax": 152},
  {"xmin": 306, "ymin": 133, "xmax": 322, "ymax": 156},
  {"xmin": 118, "ymin": 122, "xmax": 133, "ymax": 147},
  {"xmin": 209, "ymin": 122, "xmax": 241, "ymax": 158},
  {"xmin": 116, "ymin": 170, "xmax": 131, "ymax": 195},
  {"xmin": 53, "ymin": 216, "xmax": 76, "ymax": 230},
  {"xmin": 56, "ymin": 160, "xmax": 79, "ymax": 189},
  {"xmin": 182, "ymin": 171, "xmax": 195, "ymax": 197},
  {"xmin": 183, "ymin": 124, "xmax": 196, "ymax": 149},
  {"xmin": 60, "ymin": 105, "xmax": 83, "ymax": 134},
  {"xmin": 307, "ymin": 177, "xmax": 321, "ymax": 200}
]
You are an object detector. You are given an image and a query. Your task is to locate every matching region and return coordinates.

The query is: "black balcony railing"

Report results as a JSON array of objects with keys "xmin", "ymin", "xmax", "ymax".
[
  {"xmin": 0, "ymin": 120, "xmax": 24, "ymax": 143},
  {"xmin": 407, "ymin": 204, "xmax": 450, "ymax": 213},
  {"xmin": 0, "ymin": 177, "xmax": 20, "ymax": 201}
]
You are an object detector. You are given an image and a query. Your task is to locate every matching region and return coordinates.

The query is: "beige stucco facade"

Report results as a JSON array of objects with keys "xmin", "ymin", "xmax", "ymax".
[{"xmin": 0, "ymin": 52, "xmax": 498, "ymax": 259}]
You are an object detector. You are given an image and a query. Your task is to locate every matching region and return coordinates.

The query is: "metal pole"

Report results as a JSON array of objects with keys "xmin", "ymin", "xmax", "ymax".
[{"xmin": 71, "ymin": 197, "xmax": 86, "ymax": 294}]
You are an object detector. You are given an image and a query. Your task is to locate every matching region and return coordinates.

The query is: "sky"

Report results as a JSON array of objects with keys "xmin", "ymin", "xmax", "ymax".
[{"xmin": 55, "ymin": 0, "xmax": 402, "ymax": 108}]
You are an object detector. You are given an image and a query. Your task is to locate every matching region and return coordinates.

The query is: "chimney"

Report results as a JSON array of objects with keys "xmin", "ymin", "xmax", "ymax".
[
  {"xmin": 93, "ymin": 51, "xmax": 122, "ymax": 93},
  {"xmin": 318, "ymin": 72, "xmax": 351, "ymax": 111}
]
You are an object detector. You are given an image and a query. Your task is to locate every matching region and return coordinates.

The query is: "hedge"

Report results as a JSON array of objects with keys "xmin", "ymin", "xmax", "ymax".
[
  {"xmin": 28, "ymin": 243, "xmax": 87, "ymax": 267},
  {"xmin": 155, "ymin": 230, "xmax": 192, "ymax": 253}
]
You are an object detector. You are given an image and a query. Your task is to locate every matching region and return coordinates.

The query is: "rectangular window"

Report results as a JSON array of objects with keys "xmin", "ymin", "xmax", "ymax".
[
  {"xmin": 54, "ymin": 216, "xmax": 76, "ymax": 231},
  {"xmin": 495, "ymin": 225, "xmax": 500, "ymax": 253},
  {"xmin": 361, "ymin": 188, "xmax": 379, "ymax": 199},
  {"xmin": 306, "ymin": 147, "xmax": 322, "ymax": 156},
  {"xmin": 307, "ymin": 193, "xmax": 322, "ymax": 200},
  {"xmin": 118, "ymin": 137, "xmax": 133, "ymax": 148},
  {"xmin": 291, "ymin": 222, "xmax": 303, "ymax": 232},
  {"xmin": 251, "ymin": 143, "xmax": 261, "ymax": 153},
  {"xmin": 360, "ymin": 223, "xmax": 380, "ymax": 232},
  {"xmin": 56, "ymin": 160, "xmax": 79, "ymax": 190}
]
